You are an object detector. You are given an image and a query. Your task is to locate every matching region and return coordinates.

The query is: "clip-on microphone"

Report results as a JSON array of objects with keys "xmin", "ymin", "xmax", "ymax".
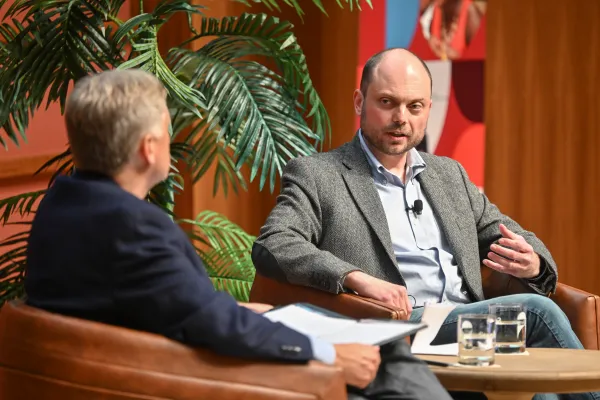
[{"xmin": 406, "ymin": 199, "xmax": 423, "ymax": 216}]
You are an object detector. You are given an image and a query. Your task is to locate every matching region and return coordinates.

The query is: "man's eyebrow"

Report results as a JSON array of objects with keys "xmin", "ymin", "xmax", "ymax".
[{"xmin": 377, "ymin": 93, "xmax": 427, "ymax": 104}]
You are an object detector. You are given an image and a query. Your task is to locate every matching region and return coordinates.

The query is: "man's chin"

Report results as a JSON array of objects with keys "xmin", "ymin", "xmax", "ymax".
[{"xmin": 382, "ymin": 144, "xmax": 414, "ymax": 156}]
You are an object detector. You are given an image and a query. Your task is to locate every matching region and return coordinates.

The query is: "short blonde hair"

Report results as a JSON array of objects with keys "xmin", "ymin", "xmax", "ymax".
[{"xmin": 65, "ymin": 69, "xmax": 168, "ymax": 175}]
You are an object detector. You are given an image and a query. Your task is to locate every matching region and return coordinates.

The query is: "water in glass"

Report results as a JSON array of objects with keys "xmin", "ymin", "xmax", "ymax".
[
  {"xmin": 457, "ymin": 314, "xmax": 496, "ymax": 366},
  {"xmin": 489, "ymin": 304, "xmax": 526, "ymax": 354}
]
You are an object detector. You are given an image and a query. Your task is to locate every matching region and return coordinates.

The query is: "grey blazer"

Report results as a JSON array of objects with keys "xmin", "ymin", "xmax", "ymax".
[{"xmin": 252, "ymin": 135, "xmax": 557, "ymax": 301}]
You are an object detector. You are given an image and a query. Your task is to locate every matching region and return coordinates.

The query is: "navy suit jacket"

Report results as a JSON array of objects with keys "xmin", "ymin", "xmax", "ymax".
[{"xmin": 25, "ymin": 171, "xmax": 313, "ymax": 362}]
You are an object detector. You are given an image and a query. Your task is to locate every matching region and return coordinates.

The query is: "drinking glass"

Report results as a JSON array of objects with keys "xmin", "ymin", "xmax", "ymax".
[
  {"xmin": 457, "ymin": 314, "xmax": 496, "ymax": 366},
  {"xmin": 489, "ymin": 303, "xmax": 526, "ymax": 354}
]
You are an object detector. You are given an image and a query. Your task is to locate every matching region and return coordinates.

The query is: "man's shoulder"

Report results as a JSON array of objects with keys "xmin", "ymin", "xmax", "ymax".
[
  {"xmin": 419, "ymin": 152, "xmax": 464, "ymax": 177},
  {"xmin": 39, "ymin": 175, "xmax": 175, "ymax": 230},
  {"xmin": 285, "ymin": 142, "xmax": 350, "ymax": 171},
  {"xmin": 419, "ymin": 152, "xmax": 459, "ymax": 168}
]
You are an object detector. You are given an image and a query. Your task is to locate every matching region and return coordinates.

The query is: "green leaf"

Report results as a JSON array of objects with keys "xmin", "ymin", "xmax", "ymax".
[
  {"xmin": 201, "ymin": 247, "xmax": 255, "ymax": 302},
  {"xmin": 0, "ymin": 190, "xmax": 46, "ymax": 225},
  {"xmin": 0, "ymin": 225, "xmax": 30, "ymax": 304},
  {"xmin": 0, "ymin": 0, "xmax": 125, "ymax": 147},
  {"xmin": 183, "ymin": 121, "xmax": 248, "ymax": 196},
  {"xmin": 182, "ymin": 212, "xmax": 256, "ymax": 301},
  {"xmin": 34, "ymin": 147, "xmax": 74, "ymax": 185},
  {"xmin": 170, "ymin": 13, "xmax": 329, "ymax": 192},
  {"xmin": 117, "ymin": 28, "xmax": 206, "ymax": 119},
  {"xmin": 230, "ymin": 0, "xmax": 371, "ymax": 18},
  {"xmin": 179, "ymin": 210, "xmax": 256, "ymax": 250}
]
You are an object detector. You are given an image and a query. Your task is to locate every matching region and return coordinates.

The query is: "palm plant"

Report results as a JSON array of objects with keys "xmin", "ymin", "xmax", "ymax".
[{"xmin": 0, "ymin": 0, "xmax": 369, "ymax": 304}]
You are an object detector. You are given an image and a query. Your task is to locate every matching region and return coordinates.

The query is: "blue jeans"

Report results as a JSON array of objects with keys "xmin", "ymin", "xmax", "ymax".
[{"xmin": 409, "ymin": 294, "xmax": 600, "ymax": 400}]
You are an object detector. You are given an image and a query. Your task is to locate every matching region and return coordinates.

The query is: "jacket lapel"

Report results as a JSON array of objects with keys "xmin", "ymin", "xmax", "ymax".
[
  {"xmin": 417, "ymin": 164, "xmax": 467, "ymax": 276},
  {"xmin": 341, "ymin": 137, "xmax": 397, "ymax": 269}
]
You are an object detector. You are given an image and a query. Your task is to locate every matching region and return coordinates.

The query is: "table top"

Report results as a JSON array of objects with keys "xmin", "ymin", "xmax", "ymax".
[{"xmin": 419, "ymin": 348, "xmax": 600, "ymax": 393}]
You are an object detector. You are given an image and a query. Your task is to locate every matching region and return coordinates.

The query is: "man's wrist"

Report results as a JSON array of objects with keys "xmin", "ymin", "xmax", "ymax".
[
  {"xmin": 308, "ymin": 336, "xmax": 336, "ymax": 365},
  {"xmin": 526, "ymin": 254, "xmax": 547, "ymax": 281},
  {"xmin": 341, "ymin": 270, "xmax": 364, "ymax": 292}
]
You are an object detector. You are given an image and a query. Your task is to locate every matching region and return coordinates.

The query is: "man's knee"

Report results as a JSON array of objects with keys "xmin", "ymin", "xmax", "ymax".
[{"xmin": 521, "ymin": 294, "xmax": 566, "ymax": 320}]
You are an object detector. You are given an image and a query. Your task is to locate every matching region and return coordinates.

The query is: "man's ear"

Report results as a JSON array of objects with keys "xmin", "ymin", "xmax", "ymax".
[
  {"xmin": 138, "ymin": 134, "xmax": 156, "ymax": 167},
  {"xmin": 353, "ymin": 89, "xmax": 364, "ymax": 116}
]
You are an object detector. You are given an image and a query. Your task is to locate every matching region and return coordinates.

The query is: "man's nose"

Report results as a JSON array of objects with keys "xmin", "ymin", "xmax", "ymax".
[{"xmin": 392, "ymin": 106, "xmax": 408, "ymax": 124}]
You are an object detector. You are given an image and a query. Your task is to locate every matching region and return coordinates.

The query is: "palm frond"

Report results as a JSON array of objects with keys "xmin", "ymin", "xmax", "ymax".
[
  {"xmin": 170, "ymin": 13, "xmax": 328, "ymax": 191},
  {"xmin": 0, "ymin": 190, "xmax": 46, "ymax": 225},
  {"xmin": 200, "ymin": 247, "xmax": 255, "ymax": 301},
  {"xmin": 0, "ymin": 0, "xmax": 125, "ymax": 148},
  {"xmin": 184, "ymin": 122, "xmax": 248, "ymax": 197},
  {"xmin": 179, "ymin": 13, "xmax": 330, "ymax": 139},
  {"xmin": 0, "ymin": 225, "xmax": 30, "ymax": 304},
  {"xmin": 232, "ymin": 0, "xmax": 372, "ymax": 17},
  {"xmin": 114, "ymin": 0, "xmax": 206, "ymax": 118},
  {"xmin": 146, "ymin": 172, "xmax": 184, "ymax": 215},
  {"xmin": 180, "ymin": 211, "xmax": 256, "ymax": 301},
  {"xmin": 34, "ymin": 147, "xmax": 74, "ymax": 185},
  {"xmin": 179, "ymin": 210, "xmax": 256, "ymax": 251}
]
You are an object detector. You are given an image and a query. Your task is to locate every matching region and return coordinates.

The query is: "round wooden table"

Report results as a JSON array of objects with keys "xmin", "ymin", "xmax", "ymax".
[{"xmin": 419, "ymin": 348, "xmax": 600, "ymax": 400}]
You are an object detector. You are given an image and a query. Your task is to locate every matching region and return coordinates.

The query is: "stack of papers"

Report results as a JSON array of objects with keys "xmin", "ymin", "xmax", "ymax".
[
  {"xmin": 264, "ymin": 303, "xmax": 427, "ymax": 346},
  {"xmin": 410, "ymin": 303, "xmax": 458, "ymax": 355}
]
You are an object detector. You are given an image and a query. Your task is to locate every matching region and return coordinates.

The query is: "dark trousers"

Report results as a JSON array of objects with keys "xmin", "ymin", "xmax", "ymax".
[{"xmin": 347, "ymin": 339, "xmax": 452, "ymax": 400}]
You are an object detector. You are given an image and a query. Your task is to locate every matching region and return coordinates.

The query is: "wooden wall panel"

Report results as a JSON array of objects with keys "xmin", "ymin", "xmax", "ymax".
[{"xmin": 485, "ymin": 0, "xmax": 600, "ymax": 293}]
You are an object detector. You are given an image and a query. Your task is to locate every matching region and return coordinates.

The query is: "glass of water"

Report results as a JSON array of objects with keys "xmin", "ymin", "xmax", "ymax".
[
  {"xmin": 489, "ymin": 303, "xmax": 526, "ymax": 354},
  {"xmin": 457, "ymin": 314, "xmax": 496, "ymax": 366}
]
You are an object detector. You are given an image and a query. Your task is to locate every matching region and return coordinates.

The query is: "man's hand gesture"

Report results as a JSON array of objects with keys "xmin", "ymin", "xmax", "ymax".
[{"xmin": 483, "ymin": 224, "xmax": 541, "ymax": 279}]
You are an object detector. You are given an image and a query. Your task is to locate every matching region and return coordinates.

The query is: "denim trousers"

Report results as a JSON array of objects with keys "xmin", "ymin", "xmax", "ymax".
[{"xmin": 409, "ymin": 293, "xmax": 600, "ymax": 400}]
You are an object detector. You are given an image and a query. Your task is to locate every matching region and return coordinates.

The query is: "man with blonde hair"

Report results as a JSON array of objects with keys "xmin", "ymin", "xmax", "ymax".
[{"xmin": 25, "ymin": 69, "xmax": 451, "ymax": 400}]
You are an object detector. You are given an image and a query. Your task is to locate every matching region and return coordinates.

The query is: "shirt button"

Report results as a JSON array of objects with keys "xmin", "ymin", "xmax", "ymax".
[{"xmin": 381, "ymin": 178, "xmax": 388, "ymax": 185}]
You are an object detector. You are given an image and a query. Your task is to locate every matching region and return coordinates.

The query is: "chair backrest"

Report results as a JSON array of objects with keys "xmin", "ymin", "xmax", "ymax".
[{"xmin": 0, "ymin": 301, "xmax": 346, "ymax": 400}]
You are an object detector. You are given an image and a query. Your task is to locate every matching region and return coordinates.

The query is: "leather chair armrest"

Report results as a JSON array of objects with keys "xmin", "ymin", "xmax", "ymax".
[
  {"xmin": 250, "ymin": 274, "xmax": 408, "ymax": 320},
  {"xmin": 0, "ymin": 301, "xmax": 348, "ymax": 400},
  {"xmin": 550, "ymin": 283, "xmax": 600, "ymax": 350}
]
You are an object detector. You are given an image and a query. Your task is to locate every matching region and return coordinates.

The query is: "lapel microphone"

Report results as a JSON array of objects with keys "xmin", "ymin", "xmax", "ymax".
[{"xmin": 406, "ymin": 200, "xmax": 424, "ymax": 216}]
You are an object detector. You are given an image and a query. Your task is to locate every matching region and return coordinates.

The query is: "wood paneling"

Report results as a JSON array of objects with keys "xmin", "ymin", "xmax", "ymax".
[
  {"xmin": 0, "ymin": 154, "xmax": 54, "ymax": 181},
  {"xmin": 485, "ymin": 0, "xmax": 600, "ymax": 294}
]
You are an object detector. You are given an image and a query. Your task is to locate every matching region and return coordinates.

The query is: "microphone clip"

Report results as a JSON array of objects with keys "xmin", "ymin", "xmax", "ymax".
[{"xmin": 406, "ymin": 199, "xmax": 424, "ymax": 216}]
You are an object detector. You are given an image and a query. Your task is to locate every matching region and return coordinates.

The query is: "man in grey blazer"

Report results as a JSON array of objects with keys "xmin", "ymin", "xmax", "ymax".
[{"xmin": 253, "ymin": 48, "xmax": 599, "ymax": 400}]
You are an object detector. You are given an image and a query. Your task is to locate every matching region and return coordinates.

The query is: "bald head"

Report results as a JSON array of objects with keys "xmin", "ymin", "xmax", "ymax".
[{"xmin": 359, "ymin": 48, "xmax": 432, "ymax": 97}]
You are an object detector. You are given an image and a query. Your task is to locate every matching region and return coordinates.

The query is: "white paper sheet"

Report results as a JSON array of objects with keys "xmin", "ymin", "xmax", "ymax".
[
  {"xmin": 264, "ymin": 304, "xmax": 355, "ymax": 337},
  {"xmin": 264, "ymin": 304, "xmax": 426, "ymax": 345},
  {"xmin": 411, "ymin": 303, "xmax": 459, "ymax": 355}
]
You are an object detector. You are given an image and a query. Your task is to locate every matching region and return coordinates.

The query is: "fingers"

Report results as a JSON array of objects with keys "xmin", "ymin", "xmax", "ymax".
[
  {"xmin": 385, "ymin": 286, "xmax": 412, "ymax": 315},
  {"xmin": 490, "ymin": 243, "xmax": 521, "ymax": 262},
  {"xmin": 497, "ymin": 237, "xmax": 533, "ymax": 254},
  {"xmin": 499, "ymin": 223, "xmax": 518, "ymax": 239},
  {"xmin": 400, "ymin": 288, "xmax": 413, "ymax": 315},
  {"xmin": 484, "ymin": 251, "xmax": 531, "ymax": 278},
  {"xmin": 483, "ymin": 257, "xmax": 509, "ymax": 274},
  {"xmin": 365, "ymin": 347, "xmax": 381, "ymax": 383},
  {"xmin": 486, "ymin": 251, "xmax": 519, "ymax": 270}
]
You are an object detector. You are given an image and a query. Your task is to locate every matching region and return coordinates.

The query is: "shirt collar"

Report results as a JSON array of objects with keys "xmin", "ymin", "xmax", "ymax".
[{"xmin": 358, "ymin": 130, "xmax": 426, "ymax": 183}]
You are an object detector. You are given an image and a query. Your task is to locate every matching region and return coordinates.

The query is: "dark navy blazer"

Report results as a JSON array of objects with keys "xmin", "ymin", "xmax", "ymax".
[{"xmin": 25, "ymin": 171, "xmax": 312, "ymax": 362}]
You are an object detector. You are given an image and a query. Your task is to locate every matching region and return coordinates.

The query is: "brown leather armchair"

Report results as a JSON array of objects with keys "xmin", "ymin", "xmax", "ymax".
[
  {"xmin": 0, "ymin": 301, "xmax": 347, "ymax": 400},
  {"xmin": 250, "ymin": 267, "xmax": 600, "ymax": 350}
]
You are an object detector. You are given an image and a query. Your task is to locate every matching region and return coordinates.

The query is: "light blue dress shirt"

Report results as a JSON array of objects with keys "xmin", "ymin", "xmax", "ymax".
[
  {"xmin": 358, "ymin": 132, "xmax": 471, "ymax": 307},
  {"xmin": 309, "ymin": 335, "xmax": 336, "ymax": 364}
]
